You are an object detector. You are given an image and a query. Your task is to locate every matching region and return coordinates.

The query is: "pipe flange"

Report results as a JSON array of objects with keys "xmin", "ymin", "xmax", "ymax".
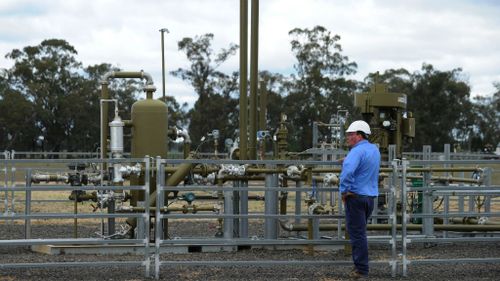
[
  {"xmin": 308, "ymin": 203, "xmax": 325, "ymax": 215},
  {"xmin": 144, "ymin": 84, "xmax": 157, "ymax": 92},
  {"xmin": 323, "ymin": 173, "xmax": 338, "ymax": 185},
  {"xmin": 477, "ymin": 217, "xmax": 488, "ymax": 225}
]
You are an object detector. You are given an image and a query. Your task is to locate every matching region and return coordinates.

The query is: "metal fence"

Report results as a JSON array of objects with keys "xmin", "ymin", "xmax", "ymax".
[
  {"xmin": 0, "ymin": 157, "xmax": 152, "ymax": 277},
  {"xmin": 153, "ymin": 158, "xmax": 399, "ymax": 279},
  {"xmin": 1, "ymin": 155, "xmax": 499, "ymax": 279},
  {"xmin": 398, "ymin": 157, "xmax": 500, "ymax": 276}
]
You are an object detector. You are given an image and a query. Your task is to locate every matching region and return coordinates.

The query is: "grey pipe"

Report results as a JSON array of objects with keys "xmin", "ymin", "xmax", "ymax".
[{"xmin": 280, "ymin": 221, "xmax": 500, "ymax": 232}]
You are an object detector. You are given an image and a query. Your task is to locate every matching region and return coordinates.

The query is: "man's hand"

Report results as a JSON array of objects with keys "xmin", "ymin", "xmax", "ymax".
[{"xmin": 342, "ymin": 191, "xmax": 355, "ymax": 203}]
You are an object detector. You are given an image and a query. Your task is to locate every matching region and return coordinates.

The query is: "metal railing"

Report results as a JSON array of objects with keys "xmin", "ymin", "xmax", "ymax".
[
  {"xmin": 399, "ymin": 156, "xmax": 500, "ymax": 276},
  {"xmin": 1, "ymin": 154, "xmax": 499, "ymax": 278},
  {"xmin": 153, "ymin": 158, "xmax": 398, "ymax": 279},
  {"xmin": 0, "ymin": 157, "xmax": 152, "ymax": 277}
]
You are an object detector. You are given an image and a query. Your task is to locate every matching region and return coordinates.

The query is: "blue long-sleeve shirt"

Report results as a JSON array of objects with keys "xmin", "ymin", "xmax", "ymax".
[{"xmin": 339, "ymin": 140, "xmax": 380, "ymax": 196}]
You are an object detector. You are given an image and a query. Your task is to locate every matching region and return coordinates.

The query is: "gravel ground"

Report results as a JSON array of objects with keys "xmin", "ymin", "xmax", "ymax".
[{"xmin": 1, "ymin": 221, "xmax": 499, "ymax": 281}]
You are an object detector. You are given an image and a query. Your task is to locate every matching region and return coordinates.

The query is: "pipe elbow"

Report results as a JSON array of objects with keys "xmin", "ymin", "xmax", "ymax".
[
  {"xmin": 141, "ymin": 71, "xmax": 154, "ymax": 85},
  {"xmin": 101, "ymin": 71, "xmax": 116, "ymax": 84}
]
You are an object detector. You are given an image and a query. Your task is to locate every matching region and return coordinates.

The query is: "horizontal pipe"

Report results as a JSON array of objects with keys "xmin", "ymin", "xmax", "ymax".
[
  {"xmin": 101, "ymin": 71, "xmax": 154, "ymax": 85},
  {"xmin": 118, "ymin": 205, "xmax": 217, "ymax": 213},
  {"xmin": 281, "ymin": 222, "xmax": 500, "ymax": 232}
]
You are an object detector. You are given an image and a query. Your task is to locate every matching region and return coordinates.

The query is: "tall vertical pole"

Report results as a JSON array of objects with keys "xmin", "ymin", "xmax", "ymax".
[
  {"xmin": 249, "ymin": 0, "xmax": 259, "ymax": 160},
  {"xmin": 259, "ymin": 80, "xmax": 267, "ymax": 130},
  {"xmin": 159, "ymin": 28, "xmax": 169, "ymax": 101},
  {"xmin": 239, "ymin": 0, "xmax": 248, "ymax": 160},
  {"xmin": 101, "ymin": 82, "xmax": 109, "ymax": 162}
]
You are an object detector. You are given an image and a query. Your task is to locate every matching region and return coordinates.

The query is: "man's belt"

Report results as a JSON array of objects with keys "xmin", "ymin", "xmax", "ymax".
[{"xmin": 345, "ymin": 192, "xmax": 376, "ymax": 199}]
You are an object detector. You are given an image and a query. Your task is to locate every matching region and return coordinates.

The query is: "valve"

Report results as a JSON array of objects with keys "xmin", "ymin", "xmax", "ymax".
[{"xmin": 180, "ymin": 192, "xmax": 196, "ymax": 204}]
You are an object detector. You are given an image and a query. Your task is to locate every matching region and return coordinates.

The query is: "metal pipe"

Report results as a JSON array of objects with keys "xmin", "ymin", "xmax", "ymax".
[
  {"xmin": 102, "ymin": 71, "xmax": 154, "ymax": 85},
  {"xmin": 239, "ymin": 0, "xmax": 248, "ymax": 161},
  {"xmin": 449, "ymin": 217, "xmax": 500, "ymax": 225},
  {"xmin": 100, "ymin": 70, "xmax": 155, "ymax": 162},
  {"xmin": 240, "ymin": 180, "xmax": 249, "ymax": 238},
  {"xmin": 280, "ymin": 222, "xmax": 500, "ymax": 232},
  {"xmin": 100, "ymin": 82, "xmax": 110, "ymax": 162},
  {"xmin": 159, "ymin": 28, "xmax": 169, "ymax": 100},
  {"xmin": 150, "ymin": 153, "xmax": 197, "ymax": 207},
  {"xmin": 264, "ymin": 167, "xmax": 278, "ymax": 239},
  {"xmin": 118, "ymin": 205, "xmax": 217, "ymax": 213},
  {"xmin": 248, "ymin": 0, "xmax": 259, "ymax": 160},
  {"xmin": 259, "ymin": 80, "xmax": 267, "ymax": 130}
]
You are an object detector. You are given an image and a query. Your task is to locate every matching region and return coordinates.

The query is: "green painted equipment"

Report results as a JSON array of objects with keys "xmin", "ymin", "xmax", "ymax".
[
  {"xmin": 355, "ymin": 77, "xmax": 415, "ymax": 158},
  {"xmin": 130, "ymin": 90, "xmax": 168, "ymax": 206}
]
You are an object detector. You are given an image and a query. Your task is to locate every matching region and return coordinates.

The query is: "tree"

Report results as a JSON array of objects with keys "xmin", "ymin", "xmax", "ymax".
[
  {"xmin": 0, "ymin": 76, "xmax": 36, "ymax": 150},
  {"xmin": 171, "ymin": 34, "xmax": 239, "ymax": 150},
  {"xmin": 284, "ymin": 26, "xmax": 358, "ymax": 151},
  {"xmin": 363, "ymin": 68, "xmax": 413, "ymax": 94},
  {"xmin": 2, "ymin": 39, "xmax": 155, "ymax": 152},
  {"xmin": 158, "ymin": 95, "xmax": 188, "ymax": 130},
  {"xmin": 409, "ymin": 64, "xmax": 473, "ymax": 150},
  {"xmin": 259, "ymin": 71, "xmax": 286, "ymax": 132},
  {"xmin": 469, "ymin": 83, "xmax": 500, "ymax": 151},
  {"xmin": 5, "ymin": 39, "xmax": 84, "ymax": 152}
]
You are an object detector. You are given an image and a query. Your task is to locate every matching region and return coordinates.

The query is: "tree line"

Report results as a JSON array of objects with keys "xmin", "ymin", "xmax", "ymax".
[{"xmin": 1, "ymin": 26, "xmax": 498, "ymax": 154}]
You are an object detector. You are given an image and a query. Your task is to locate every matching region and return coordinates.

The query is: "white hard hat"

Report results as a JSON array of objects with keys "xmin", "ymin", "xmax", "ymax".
[{"xmin": 346, "ymin": 120, "xmax": 371, "ymax": 135}]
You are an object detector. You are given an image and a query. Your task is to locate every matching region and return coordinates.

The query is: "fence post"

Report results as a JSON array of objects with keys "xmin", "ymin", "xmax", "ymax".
[
  {"xmin": 422, "ymin": 145, "xmax": 434, "ymax": 236},
  {"xmin": 401, "ymin": 159, "xmax": 409, "ymax": 277}
]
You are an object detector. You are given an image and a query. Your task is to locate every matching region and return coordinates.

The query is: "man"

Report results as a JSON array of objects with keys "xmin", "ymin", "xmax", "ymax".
[{"xmin": 339, "ymin": 120, "xmax": 380, "ymax": 278}]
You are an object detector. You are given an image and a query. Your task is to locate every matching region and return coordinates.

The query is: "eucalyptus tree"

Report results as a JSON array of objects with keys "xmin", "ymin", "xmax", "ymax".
[
  {"xmin": 171, "ymin": 33, "xmax": 239, "ymax": 150},
  {"xmin": 284, "ymin": 25, "xmax": 358, "ymax": 151}
]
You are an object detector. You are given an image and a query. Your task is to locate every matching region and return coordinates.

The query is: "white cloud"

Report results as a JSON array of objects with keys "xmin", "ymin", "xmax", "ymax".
[{"xmin": 1, "ymin": 0, "xmax": 499, "ymax": 107}]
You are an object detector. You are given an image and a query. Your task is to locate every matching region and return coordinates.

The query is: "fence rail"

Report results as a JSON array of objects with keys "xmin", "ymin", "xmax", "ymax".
[{"xmin": 1, "ymin": 154, "xmax": 499, "ymax": 279}]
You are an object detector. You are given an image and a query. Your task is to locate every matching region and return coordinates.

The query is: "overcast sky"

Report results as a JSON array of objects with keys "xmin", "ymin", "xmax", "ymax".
[{"xmin": 1, "ymin": 0, "xmax": 499, "ymax": 106}]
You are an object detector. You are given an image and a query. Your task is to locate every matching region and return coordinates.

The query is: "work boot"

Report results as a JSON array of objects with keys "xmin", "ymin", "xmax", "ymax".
[{"xmin": 349, "ymin": 269, "xmax": 368, "ymax": 279}]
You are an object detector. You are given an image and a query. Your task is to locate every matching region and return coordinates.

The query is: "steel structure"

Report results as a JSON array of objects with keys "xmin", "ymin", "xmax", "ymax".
[
  {"xmin": 1, "ymin": 154, "xmax": 499, "ymax": 279},
  {"xmin": 0, "ymin": 157, "xmax": 152, "ymax": 276}
]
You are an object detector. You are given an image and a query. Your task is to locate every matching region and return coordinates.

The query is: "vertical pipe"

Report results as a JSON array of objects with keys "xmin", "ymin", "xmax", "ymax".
[
  {"xmin": 483, "ymin": 167, "xmax": 492, "ymax": 213},
  {"xmin": 108, "ymin": 200, "xmax": 115, "ymax": 236},
  {"xmin": 100, "ymin": 82, "xmax": 110, "ymax": 163},
  {"xmin": 224, "ymin": 184, "xmax": 234, "ymax": 240},
  {"xmin": 154, "ymin": 157, "xmax": 162, "ymax": 279},
  {"xmin": 458, "ymin": 170, "xmax": 465, "ymax": 213},
  {"xmin": 233, "ymin": 181, "xmax": 240, "ymax": 238},
  {"xmin": 239, "ymin": 0, "xmax": 248, "ymax": 160},
  {"xmin": 264, "ymin": 166, "xmax": 278, "ymax": 239},
  {"xmin": 443, "ymin": 144, "xmax": 450, "ymax": 238},
  {"xmin": 144, "ymin": 157, "xmax": 151, "ymax": 277},
  {"xmin": 249, "ymin": 0, "xmax": 259, "ymax": 160},
  {"xmin": 401, "ymin": 159, "xmax": 409, "ymax": 277},
  {"xmin": 239, "ymin": 180, "xmax": 249, "ymax": 238},
  {"xmin": 295, "ymin": 181, "xmax": 302, "ymax": 227},
  {"xmin": 390, "ymin": 160, "xmax": 398, "ymax": 277},
  {"xmin": 422, "ymin": 145, "xmax": 433, "ymax": 236},
  {"xmin": 259, "ymin": 80, "xmax": 267, "ymax": 130},
  {"xmin": 24, "ymin": 169, "xmax": 32, "ymax": 240},
  {"xmin": 74, "ymin": 192, "xmax": 78, "ymax": 238},
  {"xmin": 10, "ymin": 165, "xmax": 15, "ymax": 216},
  {"xmin": 4, "ymin": 160, "xmax": 8, "ymax": 214},
  {"xmin": 160, "ymin": 28, "xmax": 169, "ymax": 100}
]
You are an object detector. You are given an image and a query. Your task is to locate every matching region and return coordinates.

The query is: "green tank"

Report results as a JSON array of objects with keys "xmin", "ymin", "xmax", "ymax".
[{"xmin": 130, "ymin": 92, "xmax": 168, "ymax": 205}]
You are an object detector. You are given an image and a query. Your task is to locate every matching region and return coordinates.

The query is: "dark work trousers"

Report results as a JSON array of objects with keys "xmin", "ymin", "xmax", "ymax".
[{"xmin": 345, "ymin": 196, "xmax": 375, "ymax": 275}]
